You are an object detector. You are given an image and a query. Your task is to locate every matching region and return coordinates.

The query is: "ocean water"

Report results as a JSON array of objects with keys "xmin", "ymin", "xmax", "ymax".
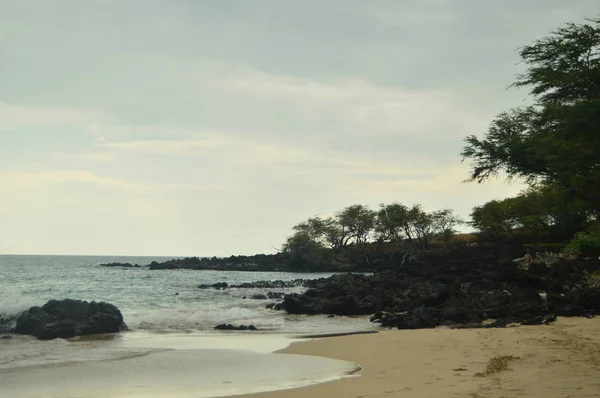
[{"xmin": 0, "ymin": 255, "xmax": 372, "ymax": 397}]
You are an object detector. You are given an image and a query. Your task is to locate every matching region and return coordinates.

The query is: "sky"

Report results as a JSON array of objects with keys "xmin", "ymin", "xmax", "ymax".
[{"xmin": 0, "ymin": 1, "xmax": 598, "ymax": 256}]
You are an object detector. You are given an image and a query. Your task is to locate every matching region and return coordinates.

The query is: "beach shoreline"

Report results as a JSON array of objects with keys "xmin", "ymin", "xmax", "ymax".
[{"xmin": 237, "ymin": 317, "xmax": 600, "ymax": 398}]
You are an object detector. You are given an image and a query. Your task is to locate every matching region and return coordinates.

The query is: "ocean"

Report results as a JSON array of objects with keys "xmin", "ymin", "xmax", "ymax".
[{"xmin": 0, "ymin": 255, "xmax": 372, "ymax": 397}]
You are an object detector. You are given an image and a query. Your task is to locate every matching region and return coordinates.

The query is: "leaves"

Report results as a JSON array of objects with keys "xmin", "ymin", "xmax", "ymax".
[{"xmin": 462, "ymin": 18, "xmax": 600, "ymax": 216}]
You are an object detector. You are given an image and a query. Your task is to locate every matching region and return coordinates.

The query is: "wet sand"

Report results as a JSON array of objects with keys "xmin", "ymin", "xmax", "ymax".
[
  {"xmin": 0, "ymin": 333, "xmax": 359, "ymax": 398},
  {"xmin": 241, "ymin": 317, "xmax": 600, "ymax": 398}
]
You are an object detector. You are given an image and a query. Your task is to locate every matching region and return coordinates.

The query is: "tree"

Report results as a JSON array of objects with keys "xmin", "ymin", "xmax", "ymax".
[
  {"xmin": 320, "ymin": 217, "xmax": 347, "ymax": 248},
  {"xmin": 375, "ymin": 202, "xmax": 412, "ymax": 242},
  {"xmin": 282, "ymin": 230, "xmax": 324, "ymax": 253},
  {"xmin": 461, "ymin": 18, "xmax": 600, "ymax": 222},
  {"xmin": 336, "ymin": 204, "xmax": 377, "ymax": 245},
  {"xmin": 281, "ymin": 230, "xmax": 325, "ymax": 270},
  {"xmin": 292, "ymin": 216, "xmax": 328, "ymax": 244},
  {"xmin": 469, "ymin": 184, "xmax": 592, "ymax": 241},
  {"xmin": 430, "ymin": 209, "xmax": 463, "ymax": 242},
  {"xmin": 470, "ymin": 198, "xmax": 524, "ymax": 238},
  {"xmin": 411, "ymin": 209, "xmax": 433, "ymax": 247}
]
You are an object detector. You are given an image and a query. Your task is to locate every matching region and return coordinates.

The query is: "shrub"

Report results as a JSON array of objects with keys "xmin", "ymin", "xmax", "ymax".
[{"xmin": 564, "ymin": 232, "xmax": 600, "ymax": 257}]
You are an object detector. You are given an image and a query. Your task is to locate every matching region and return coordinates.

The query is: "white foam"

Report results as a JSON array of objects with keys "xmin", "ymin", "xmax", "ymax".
[
  {"xmin": 125, "ymin": 305, "xmax": 265, "ymax": 330},
  {"xmin": 115, "ymin": 330, "xmax": 297, "ymax": 353},
  {"xmin": 0, "ymin": 286, "xmax": 38, "ymax": 316}
]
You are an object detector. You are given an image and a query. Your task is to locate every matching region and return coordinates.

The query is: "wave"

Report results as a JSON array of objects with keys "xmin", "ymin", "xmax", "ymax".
[
  {"xmin": 125, "ymin": 305, "xmax": 271, "ymax": 331},
  {"xmin": 0, "ymin": 286, "xmax": 38, "ymax": 317}
]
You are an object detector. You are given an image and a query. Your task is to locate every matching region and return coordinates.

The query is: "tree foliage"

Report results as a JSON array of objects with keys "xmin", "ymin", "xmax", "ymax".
[
  {"xmin": 283, "ymin": 203, "xmax": 463, "ymax": 265},
  {"xmin": 470, "ymin": 184, "xmax": 592, "ymax": 241},
  {"xmin": 335, "ymin": 204, "xmax": 377, "ymax": 245},
  {"xmin": 461, "ymin": 18, "xmax": 600, "ymax": 218}
]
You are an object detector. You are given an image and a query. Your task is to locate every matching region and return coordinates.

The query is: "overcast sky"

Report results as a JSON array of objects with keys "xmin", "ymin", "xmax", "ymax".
[{"xmin": 0, "ymin": 1, "xmax": 597, "ymax": 256}]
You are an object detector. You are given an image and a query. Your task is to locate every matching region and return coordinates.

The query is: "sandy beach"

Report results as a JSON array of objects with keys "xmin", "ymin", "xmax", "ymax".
[{"xmin": 242, "ymin": 317, "xmax": 600, "ymax": 398}]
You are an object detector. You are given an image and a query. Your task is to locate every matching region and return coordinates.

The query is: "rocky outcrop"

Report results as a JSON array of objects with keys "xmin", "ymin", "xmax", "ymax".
[
  {"xmin": 249, "ymin": 294, "xmax": 267, "ymax": 300},
  {"xmin": 15, "ymin": 299, "xmax": 128, "ymax": 340},
  {"xmin": 197, "ymin": 279, "xmax": 324, "ymax": 290},
  {"xmin": 214, "ymin": 323, "xmax": 258, "ymax": 331},
  {"xmin": 275, "ymin": 245, "xmax": 600, "ymax": 329},
  {"xmin": 197, "ymin": 282, "xmax": 229, "ymax": 290},
  {"xmin": 99, "ymin": 262, "xmax": 141, "ymax": 268},
  {"xmin": 282, "ymin": 274, "xmax": 376, "ymax": 315},
  {"xmin": 230, "ymin": 279, "xmax": 323, "ymax": 289},
  {"xmin": 244, "ymin": 292, "xmax": 286, "ymax": 300}
]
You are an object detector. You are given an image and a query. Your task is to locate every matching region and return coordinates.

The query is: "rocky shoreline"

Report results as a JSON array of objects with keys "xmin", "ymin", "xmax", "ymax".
[
  {"xmin": 9, "ymin": 244, "xmax": 600, "ymax": 339},
  {"xmin": 274, "ymin": 245, "xmax": 600, "ymax": 329},
  {"xmin": 190, "ymin": 244, "xmax": 600, "ymax": 329}
]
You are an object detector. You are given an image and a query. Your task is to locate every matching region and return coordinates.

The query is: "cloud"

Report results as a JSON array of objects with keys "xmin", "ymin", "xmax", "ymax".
[
  {"xmin": 0, "ymin": 170, "xmax": 130, "ymax": 188},
  {"xmin": 98, "ymin": 135, "xmax": 234, "ymax": 155},
  {"xmin": 56, "ymin": 152, "xmax": 117, "ymax": 162},
  {"xmin": 218, "ymin": 70, "xmax": 490, "ymax": 137},
  {"xmin": 0, "ymin": 170, "xmax": 229, "ymax": 195},
  {"xmin": 95, "ymin": 134, "xmax": 438, "ymax": 179},
  {"xmin": 0, "ymin": 103, "xmax": 107, "ymax": 130}
]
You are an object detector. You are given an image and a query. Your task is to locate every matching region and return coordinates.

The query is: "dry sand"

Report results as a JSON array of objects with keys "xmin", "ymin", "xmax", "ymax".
[{"xmin": 240, "ymin": 317, "xmax": 600, "ymax": 398}]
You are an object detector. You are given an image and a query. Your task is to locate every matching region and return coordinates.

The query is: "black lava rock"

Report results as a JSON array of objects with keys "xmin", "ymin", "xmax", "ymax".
[{"xmin": 15, "ymin": 299, "xmax": 128, "ymax": 340}]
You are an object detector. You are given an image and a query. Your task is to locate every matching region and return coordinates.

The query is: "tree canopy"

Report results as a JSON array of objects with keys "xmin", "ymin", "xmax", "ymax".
[
  {"xmin": 282, "ymin": 203, "xmax": 462, "ymax": 266},
  {"xmin": 470, "ymin": 184, "xmax": 592, "ymax": 241},
  {"xmin": 461, "ymin": 18, "xmax": 600, "ymax": 218}
]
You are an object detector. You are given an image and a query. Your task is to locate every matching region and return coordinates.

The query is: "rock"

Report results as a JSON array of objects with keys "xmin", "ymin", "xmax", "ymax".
[
  {"xmin": 549, "ymin": 286, "xmax": 600, "ymax": 316},
  {"xmin": 281, "ymin": 274, "xmax": 377, "ymax": 315},
  {"xmin": 266, "ymin": 302, "xmax": 285, "ymax": 311},
  {"xmin": 15, "ymin": 299, "xmax": 128, "ymax": 340},
  {"xmin": 283, "ymin": 244, "xmax": 600, "ymax": 329},
  {"xmin": 370, "ymin": 311, "xmax": 384, "ymax": 322},
  {"xmin": 267, "ymin": 292, "xmax": 285, "ymax": 299},
  {"xmin": 214, "ymin": 323, "xmax": 258, "ymax": 331},
  {"xmin": 99, "ymin": 262, "xmax": 139, "ymax": 268},
  {"xmin": 520, "ymin": 314, "xmax": 557, "ymax": 326},
  {"xmin": 197, "ymin": 282, "xmax": 228, "ymax": 290},
  {"xmin": 327, "ymin": 314, "xmax": 335, "ymax": 318},
  {"xmin": 230, "ymin": 279, "xmax": 324, "ymax": 289},
  {"xmin": 214, "ymin": 323, "xmax": 235, "ymax": 330},
  {"xmin": 0, "ymin": 335, "xmax": 12, "ymax": 340},
  {"xmin": 250, "ymin": 294, "xmax": 267, "ymax": 300}
]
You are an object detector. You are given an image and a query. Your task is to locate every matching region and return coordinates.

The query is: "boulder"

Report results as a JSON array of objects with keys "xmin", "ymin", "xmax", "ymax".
[
  {"xmin": 15, "ymin": 299, "xmax": 128, "ymax": 340},
  {"xmin": 214, "ymin": 323, "xmax": 258, "ymax": 331},
  {"xmin": 267, "ymin": 292, "xmax": 285, "ymax": 299},
  {"xmin": 250, "ymin": 294, "xmax": 267, "ymax": 300},
  {"xmin": 197, "ymin": 282, "xmax": 229, "ymax": 290}
]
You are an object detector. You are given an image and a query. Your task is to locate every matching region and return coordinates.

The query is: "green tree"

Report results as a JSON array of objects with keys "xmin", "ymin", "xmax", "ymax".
[
  {"xmin": 336, "ymin": 204, "xmax": 377, "ymax": 245},
  {"xmin": 461, "ymin": 18, "xmax": 600, "ymax": 222},
  {"xmin": 470, "ymin": 184, "xmax": 592, "ymax": 241},
  {"xmin": 375, "ymin": 202, "xmax": 412, "ymax": 242},
  {"xmin": 292, "ymin": 216, "xmax": 329, "ymax": 244},
  {"xmin": 281, "ymin": 230, "xmax": 325, "ymax": 270},
  {"xmin": 430, "ymin": 209, "xmax": 463, "ymax": 242},
  {"xmin": 470, "ymin": 198, "xmax": 524, "ymax": 238}
]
